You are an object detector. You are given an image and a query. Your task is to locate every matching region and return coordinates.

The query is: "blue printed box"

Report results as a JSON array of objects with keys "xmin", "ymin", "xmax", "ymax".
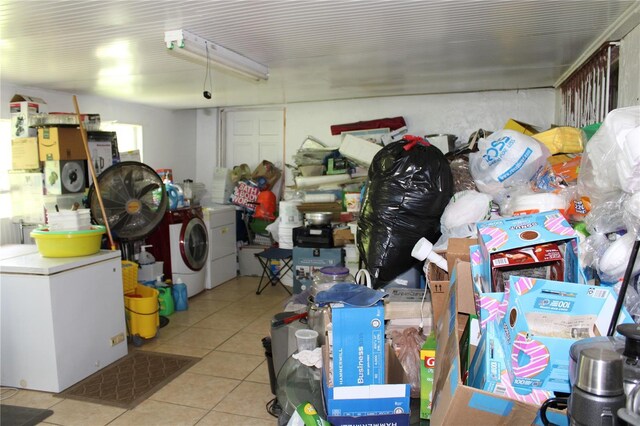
[
  {"xmin": 322, "ymin": 343, "xmax": 410, "ymax": 419},
  {"xmin": 475, "ymin": 211, "xmax": 581, "ymax": 293},
  {"xmin": 497, "ymin": 276, "xmax": 633, "ymax": 394},
  {"xmin": 331, "ymin": 301, "xmax": 384, "ymax": 386},
  {"xmin": 468, "ymin": 321, "xmax": 552, "ymax": 406}
]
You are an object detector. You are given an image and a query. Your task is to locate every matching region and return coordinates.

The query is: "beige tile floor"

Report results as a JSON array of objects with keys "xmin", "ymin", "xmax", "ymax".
[{"xmin": 0, "ymin": 276, "xmax": 290, "ymax": 425}]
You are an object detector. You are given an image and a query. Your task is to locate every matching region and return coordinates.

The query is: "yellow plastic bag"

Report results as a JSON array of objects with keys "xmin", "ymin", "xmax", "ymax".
[{"xmin": 533, "ymin": 127, "xmax": 586, "ymax": 154}]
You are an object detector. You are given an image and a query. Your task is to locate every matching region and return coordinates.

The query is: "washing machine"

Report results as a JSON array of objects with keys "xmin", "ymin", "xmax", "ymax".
[{"xmin": 146, "ymin": 207, "xmax": 209, "ymax": 297}]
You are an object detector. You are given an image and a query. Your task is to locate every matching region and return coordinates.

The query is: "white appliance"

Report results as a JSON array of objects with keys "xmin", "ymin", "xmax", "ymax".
[
  {"xmin": 0, "ymin": 248, "xmax": 128, "ymax": 392},
  {"xmin": 146, "ymin": 207, "xmax": 209, "ymax": 297},
  {"xmin": 204, "ymin": 204, "xmax": 238, "ymax": 289},
  {"xmin": 169, "ymin": 216, "xmax": 208, "ymax": 296}
]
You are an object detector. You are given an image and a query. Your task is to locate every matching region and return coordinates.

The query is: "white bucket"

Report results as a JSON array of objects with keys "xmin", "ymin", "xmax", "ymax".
[
  {"xmin": 511, "ymin": 193, "xmax": 566, "ymax": 216},
  {"xmin": 344, "ymin": 244, "xmax": 359, "ymax": 263},
  {"xmin": 280, "ymin": 200, "xmax": 303, "ymax": 225}
]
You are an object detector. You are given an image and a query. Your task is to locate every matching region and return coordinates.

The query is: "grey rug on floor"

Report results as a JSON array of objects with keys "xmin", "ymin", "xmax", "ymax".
[
  {"xmin": 0, "ymin": 405, "xmax": 54, "ymax": 426},
  {"xmin": 56, "ymin": 350, "xmax": 200, "ymax": 409}
]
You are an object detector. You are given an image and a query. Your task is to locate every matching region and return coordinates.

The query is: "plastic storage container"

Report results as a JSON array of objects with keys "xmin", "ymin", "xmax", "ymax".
[
  {"xmin": 121, "ymin": 260, "xmax": 138, "ymax": 295},
  {"xmin": 30, "ymin": 226, "xmax": 106, "ymax": 257},
  {"xmin": 157, "ymin": 286, "xmax": 175, "ymax": 316},
  {"xmin": 124, "ymin": 284, "xmax": 159, "ymax": 340},
  {"xmin": 311, "ymin": 266, "xmax": 354, "ymax": 297},
  {"xmin": 172, "ymin": 279, "xmax": 189, "ymax": 311}
]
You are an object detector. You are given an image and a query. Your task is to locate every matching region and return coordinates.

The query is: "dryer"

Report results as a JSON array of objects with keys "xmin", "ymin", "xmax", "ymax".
[{"xmin": 146, "ymin": 207, "xmax": 209, "ymax": 297}]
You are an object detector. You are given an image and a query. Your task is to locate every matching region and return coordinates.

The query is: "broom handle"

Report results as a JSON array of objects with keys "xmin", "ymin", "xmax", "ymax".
[{"xmin": 72, "ymin": 96, "xmax": 116, "ymax": 250}]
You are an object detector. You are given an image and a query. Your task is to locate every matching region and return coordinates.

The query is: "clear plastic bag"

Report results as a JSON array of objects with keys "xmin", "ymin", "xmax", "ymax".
[
  {"xmin": 439, "ymin": 190, "xmax": 492, "ymax": 240},
  {"xmin": 391, "ymin": 327, "xmax": 426, "ymax": 398},
  {"xmin": 577, "ymin": 106, "xmax": 640, "ymax": 206},
  {"xmin": 469, "ymin": 130, "xmax": 551, "ymax": 204}
]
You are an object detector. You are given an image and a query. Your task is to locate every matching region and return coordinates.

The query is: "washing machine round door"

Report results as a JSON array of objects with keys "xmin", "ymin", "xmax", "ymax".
[{"xmin": 180, "ymin": 217, "xmax": 209, "ymax": 271}]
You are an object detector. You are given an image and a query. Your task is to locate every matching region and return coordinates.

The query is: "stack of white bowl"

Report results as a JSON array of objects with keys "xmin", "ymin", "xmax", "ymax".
[
  {"xmin": 278, "ymin": 200, "xmax": 303, "ymax": 249},
  {"xmin": 47, "ymin": 209, "xmax": 91, "ymax": 231}
]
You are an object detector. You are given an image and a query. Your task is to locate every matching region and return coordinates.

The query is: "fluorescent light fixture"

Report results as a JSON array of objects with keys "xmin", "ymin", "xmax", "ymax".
[{"xmin": 164, "ymin": 29, "xmax": 269, "ymax": 81}]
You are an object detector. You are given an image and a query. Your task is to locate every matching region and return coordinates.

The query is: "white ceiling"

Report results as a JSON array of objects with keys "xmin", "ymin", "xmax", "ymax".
[{"xmin": 1, "ymin": 0, "xmax": 639, "ymax": 110}]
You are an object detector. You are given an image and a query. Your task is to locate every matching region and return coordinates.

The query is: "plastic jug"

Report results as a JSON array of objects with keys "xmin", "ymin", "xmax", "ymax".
[
  {"xmin": 172, "ymin": 278, "xmax": 188, "ymax": 311},
  {"xmin": 138, "ymin": 245, "xmax": 156, "ymax": 265},
  {"xmin": 157, "ymin": 286, "xmax": 175, "ymax": 316}
]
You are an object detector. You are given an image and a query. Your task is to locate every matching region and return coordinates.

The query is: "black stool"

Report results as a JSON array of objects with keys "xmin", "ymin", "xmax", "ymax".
[{"xmin": 255, "ymin": 247, "xmax": 293, "ymax": 295}]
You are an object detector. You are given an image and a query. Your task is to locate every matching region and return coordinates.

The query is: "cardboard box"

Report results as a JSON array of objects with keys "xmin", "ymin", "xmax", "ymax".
[
  {"xmin": 10, "ymin": 94, "xmax": 47, "ymax": 138},
  {"xmin": 471, "ymin": 210, "xmax": 584, "ymax": 293},
  {"xmin": 471, "ymin": 211, "xmax": 582, "ymax": 329},
  {"xmin": 330, "ymin": 301, "xmax": 384, "ymax": 386},
  {"xmin": 38, "ymin": 127, "xmax": 87, "ymax": 161},
  {"xmin": 87, "ymin": 131, "xmax": 119, "ymax": 161},
  {"xmin": 420, "ymin": 332, "xmax": 437, "ymax": 419},
  {"xmin": 44, "ymin": 160, "xmax": 87, "ymax": 194},
  {"xmin": 503, "ymin": 119, "xmax": 540, "ymax": 136},
  {"xmin": 322, "ymin": 343, "xmax": 410, "ymax": 422},
  {"xmin": 332, "ymin": 228, "xmax": 354, "ymax": 247},
  {"xmin": 490, "ymin": 242, "xmax": 564, "ymax": 292},
  {"xmin": 428, "ymin": 239, "xmax": 477, "ymax": 327},
  {"xmin": 211, "ymin": 167, "xmax": 234, "ymax": 204},
  {"xmin": 497, "ymin": 276, "xmax": 633, "ymax": 394},
  {"xmin": 430, "ymin": 260, "xmax": 541, "ymax": 425},
  {"xmin": 293, "ymin": 247, "xmax": 343, "ymax": 294},
  {"xmin": 9, "ymin": 172, "xmax": 45, "ymax": 223},
  {"xmin": 87, "ymin": 139, "xmax": 116, "ymax": 186},
  {"xmin": 468, "ymin": 321, "xmax": 552, "ymax": 406},
  {"xmin": 11, "ymin": 137, "xmax": 40, "ymax": 170}
]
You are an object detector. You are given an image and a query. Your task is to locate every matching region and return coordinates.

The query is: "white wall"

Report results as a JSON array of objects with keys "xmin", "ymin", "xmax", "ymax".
[
  {"xmin": 1, "ymin": 82, "xmax": 198, "ymax": 181},
  {"xmin": 619, "ymin": 24, "xmax": 640, "ymax": 107},
  {"xmin": 284, "ymin": 88, "xmax": 555, "ymax": 151}
]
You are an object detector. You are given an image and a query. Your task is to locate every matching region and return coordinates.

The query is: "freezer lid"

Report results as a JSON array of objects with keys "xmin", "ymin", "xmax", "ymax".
[
  {"xmin": 0, "ymin": 244, "xmax": 40, "ymax": 261},
  {"xmin": 0, "ymin": 249, "xmax": 121, "ymax": 275}
]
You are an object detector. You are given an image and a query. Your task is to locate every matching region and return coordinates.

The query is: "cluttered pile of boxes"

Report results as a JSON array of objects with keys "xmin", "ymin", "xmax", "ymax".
[
  {"xmin": 8, "ymin": 94, "xmax": 120, "ymax": 224},
  {"xmin": 269, "ymin": 106, "xmax": 640, "ymax": 425},
  {"xmin": 420, "ymin": 107, "xmax": 640, "ymax": 424}
]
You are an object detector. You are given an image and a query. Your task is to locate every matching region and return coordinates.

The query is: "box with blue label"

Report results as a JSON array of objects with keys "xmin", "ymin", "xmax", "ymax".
[
  {"xmin": 330, "ymin": 301, "xmax": 384, "ymax": 386},
  {"xmin": 475, "ymin": 210, "xmax": 580, "ymax": 293},
  {"xmin": 470, "ymin": 245, "xmax": 508, "ymax": 331},
  {"xmin": 468, "ymin": 321, "xmax": 552, "ymax": 406},
  {"xmin": 431, "ymin": 260, "xmax": 541, "ymax": 425},
  {"xmin": 322, "ymin": 343, "xmax": 410, "ymax": 422},
  {"xmin": 293, "ymin": 247, "xmax": 343, "ymax": 294},
  {"xmin": 497, "ymin": 276, "xmax": 633, "ymax": 394}
]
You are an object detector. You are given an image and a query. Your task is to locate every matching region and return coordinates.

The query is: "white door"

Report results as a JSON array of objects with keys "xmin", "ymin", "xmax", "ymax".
[{"xmin": 223, "ymin": 108, "xmax": 285, "ymax": 174}]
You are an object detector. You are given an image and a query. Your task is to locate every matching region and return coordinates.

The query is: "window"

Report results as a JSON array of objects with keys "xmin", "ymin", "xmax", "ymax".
[
  {"xmin": 559, "ymin": 42, "xmax": 620, "ymax": 127},
  {"xmin": 100, "ymin": 121, "xmax": 144, "ymax": 159}
]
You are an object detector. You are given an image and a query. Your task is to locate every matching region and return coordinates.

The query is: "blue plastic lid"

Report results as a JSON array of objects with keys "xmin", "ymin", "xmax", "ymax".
[{"xmin": 320, "ymin": 266, "xmax": 349, "ymax": 276}]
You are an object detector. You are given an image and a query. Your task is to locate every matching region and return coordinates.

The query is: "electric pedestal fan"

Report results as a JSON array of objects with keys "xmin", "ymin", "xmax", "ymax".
[{"xmin": 88, "ymin": 161, "xmax": 167, "ymax": 259}]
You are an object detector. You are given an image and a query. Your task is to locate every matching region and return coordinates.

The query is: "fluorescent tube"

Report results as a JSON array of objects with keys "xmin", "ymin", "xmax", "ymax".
[{"xmin": 164, "ymin": 29, "xmax": 269, "ymax": 81}]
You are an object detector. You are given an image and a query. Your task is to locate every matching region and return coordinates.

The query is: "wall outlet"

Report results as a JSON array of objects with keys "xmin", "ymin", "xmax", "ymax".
[{"xmin": 110, "ymin": 333, "xmax": 125, "ymax": 346}]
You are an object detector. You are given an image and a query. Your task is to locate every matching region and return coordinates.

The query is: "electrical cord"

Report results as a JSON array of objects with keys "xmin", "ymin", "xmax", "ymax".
[
  {"xmin": 266, "ymin": 397, "xmax": 282, "ymax": 417},
  {"xmin": 202, "ymin": 41, "xmax": 213, "ymax": 99}
]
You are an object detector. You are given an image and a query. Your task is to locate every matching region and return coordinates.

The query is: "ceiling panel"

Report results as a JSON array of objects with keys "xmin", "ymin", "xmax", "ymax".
[{"xmin": 1, "ymin": 0, "xmax": 637, "ymax": 109}]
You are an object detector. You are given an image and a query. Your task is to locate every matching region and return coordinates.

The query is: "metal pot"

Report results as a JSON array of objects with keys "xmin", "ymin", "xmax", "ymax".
[{"xmin": 305, "ymin": 212, "xmax": 333, "ymax": 226}]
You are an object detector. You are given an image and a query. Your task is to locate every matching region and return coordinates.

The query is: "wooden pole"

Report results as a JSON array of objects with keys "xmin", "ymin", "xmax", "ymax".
[{"xmin": 72, "ymin": 95, "xmax": 116, "ymax": 250}]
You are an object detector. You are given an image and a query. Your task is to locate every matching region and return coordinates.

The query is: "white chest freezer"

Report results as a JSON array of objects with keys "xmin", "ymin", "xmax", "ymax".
[{"xmin": 0, "ymin": 247, "xmax": 128, "ymax": 392}]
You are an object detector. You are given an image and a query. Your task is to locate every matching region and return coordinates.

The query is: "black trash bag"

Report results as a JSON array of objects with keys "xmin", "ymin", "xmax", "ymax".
[{"xmin": 357, "ymin": 138, "xmax": 454, "ymax": 288}]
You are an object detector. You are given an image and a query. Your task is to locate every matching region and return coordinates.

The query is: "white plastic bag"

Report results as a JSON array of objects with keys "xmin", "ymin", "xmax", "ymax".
[
  {"xmin": 577, "ymin": 106, "xmax": 640, "ymax": 205},
  {"xmin": 469, "ymin": 130, "xmax": 550, "ymax": 203}
]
